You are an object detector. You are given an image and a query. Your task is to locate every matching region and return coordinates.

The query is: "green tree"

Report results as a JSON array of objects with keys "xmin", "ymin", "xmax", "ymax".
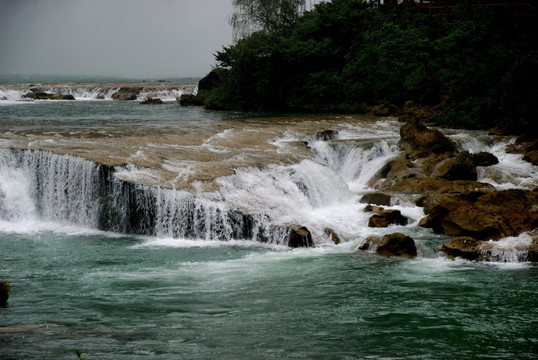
[{"xmin": 230, "ymin": 0, "xmax": 307, "ymax": 39}]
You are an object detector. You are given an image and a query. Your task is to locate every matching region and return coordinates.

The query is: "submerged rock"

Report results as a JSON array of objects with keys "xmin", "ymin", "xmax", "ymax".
[
  {"xmin": 368, "ymin": 209, "xmax": 408, "ymax": 228},
  {"xmin": 0, "ymin": 281, "xmax": 10, "ymax": 307},
  {"xmin": 141, "ymin": 97, "xmax": 163, "ymax": 105}
]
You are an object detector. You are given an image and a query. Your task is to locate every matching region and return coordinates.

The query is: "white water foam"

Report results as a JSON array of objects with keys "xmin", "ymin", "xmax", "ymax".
[{"xmin": 446, "ymin": 131, "xmax": 538, "ymax": 190}]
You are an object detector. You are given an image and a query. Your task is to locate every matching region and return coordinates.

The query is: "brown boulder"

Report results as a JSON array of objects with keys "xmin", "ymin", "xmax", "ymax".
[
  {"xmin": 376, "ymin": 233, "xmax": 417, "ymax": 257},
  {"xmin": 420, "ymin": 189, "xmax": 538, "ymax": 240},
  {"xmin": 112, "ymin": 87, "xmax": 143, "ymax": 101},
  {"xmin": 399, "ymin": 123, "xmax": 456, "ymax": 158},
  {"xmin": 285, "ymin": 225, "xmax": 313, "ymax": 248},
  {"xmin": 438, "ymin": 151, "xmax": 477, "ymax": 181},
  {"xmin": 360, "ymin": 233, "xmax": 417, "ymax": 257},
  {"xmin": 141, "ymin": 97, "xmax": 163, "ymax": 104},
  {"xmin": 471, "ymin": 152, "xmax": 499, "ymax": 167},
  {"xmin": 324, "ymin": 227, "xmax": 341, "ymax": 245},
  {"xmin": 368, "ymin": 209, "xmax": 408, "ymax": 228},
  {"xmin": 22, "ymin": 91, "xmax": 75, "ymax": 100},
  {"xmin": 360, "ymin": 192, "xmax": 392, "ymax": 206},
  {"xmin": 523, "ymin": 150, "xmax": 538, "ymax": 166},
  {"xmin": 359, "ymin": 235, "xmax": 381, "ymax": 251},
  {"xmin": 440, "ymin": 236, "xmax": 492, "ymax": 261},
  {"xmin": 363, "ymin": 204, "xmax": 384, "ymax": 214},
  {"xmin": 441, "ymin": 235, "xmax": 538, "ymax": 262}
]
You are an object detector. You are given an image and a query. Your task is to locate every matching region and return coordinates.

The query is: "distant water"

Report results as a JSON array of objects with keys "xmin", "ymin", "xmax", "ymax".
[{"xmin": 0, "ymin": 80, "xmax": 537, "ymax": 359}]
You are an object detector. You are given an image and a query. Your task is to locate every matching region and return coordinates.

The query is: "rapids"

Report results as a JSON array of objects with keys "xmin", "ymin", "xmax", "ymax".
[{"xmin": 1, "ymin": 80, "xmax": 537, "ymax": 359}]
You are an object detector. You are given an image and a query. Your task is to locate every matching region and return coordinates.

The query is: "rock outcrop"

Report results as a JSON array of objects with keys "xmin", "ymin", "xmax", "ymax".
[
  {"xmin": 368, "ymin": 209, "xmax": 408, "ymax": 228},
  {"xmin": 419, "ymin": 189, "xmax": 538, "ymax": 240},
  {"xmin": 399, "ymin": 123, "xmax": 456, "ymax": 158}
]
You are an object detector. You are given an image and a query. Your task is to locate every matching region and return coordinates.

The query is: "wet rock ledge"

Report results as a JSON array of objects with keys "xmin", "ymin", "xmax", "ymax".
[{"xmin": 366, "ymin": 121, "xmax": 538, "ymax": 262}]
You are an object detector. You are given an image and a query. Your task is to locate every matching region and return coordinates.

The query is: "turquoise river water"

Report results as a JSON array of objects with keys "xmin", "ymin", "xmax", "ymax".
[{"xmin": 0, "ymin": 81, "xmax": 536, "ymax": 359}]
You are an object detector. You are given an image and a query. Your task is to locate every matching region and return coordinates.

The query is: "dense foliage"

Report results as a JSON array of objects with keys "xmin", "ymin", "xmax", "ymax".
[{"xmin": 204, "ymin": 0, "xmax": 538, "ymax": 130}]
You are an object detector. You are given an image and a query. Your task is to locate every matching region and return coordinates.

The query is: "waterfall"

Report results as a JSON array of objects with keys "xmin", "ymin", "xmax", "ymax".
[
  {"xmin": 0, "ymin": 149, "xmax": 290, "ymax": 244},
  {"xmin": 0, "ymin": 137, "xmax": 399, "ymax": 244}
]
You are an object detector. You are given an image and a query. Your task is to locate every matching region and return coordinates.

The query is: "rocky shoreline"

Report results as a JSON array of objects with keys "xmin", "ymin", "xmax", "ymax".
[{"xmin": 352, "ymin": 118, "xmax": 538, "ymax": 262}]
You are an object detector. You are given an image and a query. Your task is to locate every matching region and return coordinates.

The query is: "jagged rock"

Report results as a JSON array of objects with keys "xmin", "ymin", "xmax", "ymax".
[
  {"xmin": 471, "ymin": 152, "xmax": 499, "ymax": 167},
  {"xmin": 141, "ymin": 97, "xmax": 163, "ymax": 105},
  {"xmin": 438, "ymin": 151, "xmax": 477, "ymax": 181},
  {"xmin": 376, "ymin": 233, "xmax": 417, "ymax": 257},
  {"xmin": 314, "ymin": 130, "xmax": 338, "ymax": 141},
  {"xmin": 523, "ymin": 150, "xmax": 538, "ymax": 166},
  {"xmin": 0, "ymin": 281, "xmax": 10, "ymax": 307},
  {"xmin": 360, "ymin": 192, "xmax": 392, "ymax": 206},
  {"xmin": 359, "ymin": 233, "xmax": 417, "ymax": 257},
  {"xmin": 420, "ymin": 189, "xmax": 538, "ymax": 240},
  {"xmin": 368, "ymin": 209, "xmax": 408, "ymax": 228},
  {"xmin": 363, "ymin": 204, "xmax": 384, "ymax": 213},
  {"xmin": 285, "ymin": 225, "xmax": 313, "ymax": 248},
  {"xmin": 112, "ymin": 87, "xmax": 143, "ymax": 101},
  {"xmin": 399, "ymin": 123, "xmax": 456, "ymax": 158},
  {"xmin": 324, "ymin": 227, "xmax": 341, "ymax": 245}
]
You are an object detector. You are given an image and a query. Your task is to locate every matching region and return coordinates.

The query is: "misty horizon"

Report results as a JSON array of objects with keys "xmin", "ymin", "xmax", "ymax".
[{"xmin": 0, "ymin": 0, "xmax": 235, "ymax": 78}]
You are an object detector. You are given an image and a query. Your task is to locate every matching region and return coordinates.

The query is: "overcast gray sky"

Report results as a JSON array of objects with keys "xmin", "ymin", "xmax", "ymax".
[{"xmin": 0, "ymin": 0, "xmax": 235, "ymax": 78}]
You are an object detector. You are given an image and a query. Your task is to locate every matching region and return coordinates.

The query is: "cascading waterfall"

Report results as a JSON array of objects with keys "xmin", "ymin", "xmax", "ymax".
[{"xmin": 0, "ymin": 134, "xmax": 399, "ymax": 246}]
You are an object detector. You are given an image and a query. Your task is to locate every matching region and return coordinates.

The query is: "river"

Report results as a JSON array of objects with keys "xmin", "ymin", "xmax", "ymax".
[{"xmin": 0, "ymin": 79, "xmax": 536, "ymax": 359}]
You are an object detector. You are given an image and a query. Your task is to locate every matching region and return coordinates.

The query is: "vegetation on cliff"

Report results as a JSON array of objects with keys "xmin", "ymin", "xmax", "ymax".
[{"xmin": 198, "ymin": 0, "xmax": 537, "ymax": 132}]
